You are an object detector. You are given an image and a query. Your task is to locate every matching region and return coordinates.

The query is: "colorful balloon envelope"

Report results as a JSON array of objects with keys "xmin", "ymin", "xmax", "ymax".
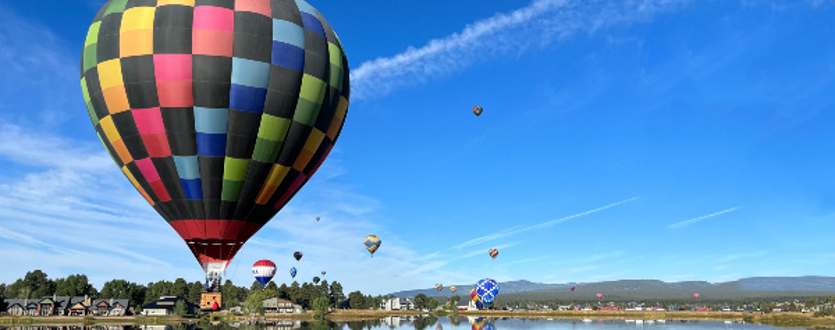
[
  {"xmin": 596, "ymin": 293, "xmax": 603, "ymax": 300},
  {"xmin": 470, "ymin": 288, "xmax": 477, "ymax": 299},
  {"xmin": 473, "ymin": 106, "xmax": 484, "ymax": 117},
  {"xmin": 251, "ymin": 259, "xmax": 276, "ymax": 286},
  {"xmin": 450, "ymin": 286, "xmax": 457, "ymax": 293},
  {"xmin": 570, "ymin": 286, "xmax": 575, "ymax": 292},
  {"xmin": 436, "ymin": 284, "xmax": 443, "ymax": 292},
  {"xmin": 289, "ymin": 267, "xmax": 297, "ymax": 279},
  {"xmin": 471, "ymin": 317, "xmax": 486, "ymax": 330},
  {"xmin": 79, "ymin": 0, "xmax": 350, "ymax": 275},
  {"xmin": 313, "ymin": 276, "xmax": 320, "ymax": 284},
  {"xmin": 474, "ymin": 278, "xmax": 499, "ymax": 308},
  {"xmin": 294, "ymin": 251, "xmax": 303, "ymax": 261},
  {"xmin": 364, "ymin": 235, "xmax": 381, "ymax": 256},
  {"xmin": 694, "ymin": 293, "xmax": 700, "ymax": 299},
  {"xmin": 488, "ymin": 248, "xmax": 498, "ymax": 259}
]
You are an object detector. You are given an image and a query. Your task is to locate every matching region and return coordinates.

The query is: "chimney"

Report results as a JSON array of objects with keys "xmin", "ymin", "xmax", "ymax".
[
  {"xmin": 84, "ymin": 295, "xmax": 89, "ymax": 306},
  {"xmin": 110, "ymin": 298, "xmax": 114, "ymax": 306},
  {"xmin": 53, "ymin": 294, "xmax": 57, "ymax": 301}
]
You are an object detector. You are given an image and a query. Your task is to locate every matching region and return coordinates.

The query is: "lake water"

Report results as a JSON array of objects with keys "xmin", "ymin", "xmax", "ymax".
[{"xmin": 0, "ymin": 317, "xmax": 803, "ymax": 330}]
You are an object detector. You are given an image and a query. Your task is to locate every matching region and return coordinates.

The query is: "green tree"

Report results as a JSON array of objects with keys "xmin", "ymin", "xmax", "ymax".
[
  {"xmin": 0, "ymin": 283, "xmax": 6, "ymax": 310},
  {"xmin": 243, "ymin": 290, "xmax": 265, "ymax": 316},
  {"xmin": 100, "ymin": 279, "xmax": 146, "ymax": 307},
  {"xmin": 171, "ymin": 278, "xmax": 189, "ymax": 298},
  {"xmin": 8, "ymin": 270, "xmax": 55, "ymax": 299},
  {"xmin": 144, "ymin": 280, "xmax": 173, "ymax": 304},
  {"xmin": 265, "ymin": 281, "xmax": 278, "ymax": 291},
  {"xmin": 187, "ymin": 281, "xmax": 203, "ymax": 306},
  {"xmin": 250, "ymin": 280, "xmax": 262, "ymax": 291},
  {"xmin": 278, "ymin": 283, "xmax": 289, "ymax": 300},
  {"xmin": 174, "ymin": 299, "xmax": 187, "ymax": 317},
  {"xmin": 348, "ymin": 291, "xmax": 366, "ymax": 309},
  {"xmin": 54, "ymin": 274, "xmax": 98, "ymax": 297},
  {"xmin": 288, "ymin": 281, "xmax": 301, "ymax": 303},
  {"xmin": 312, "ymin": 297, "xmax": 330, "ymax": 319},
  {"xmin": 329, "ymin": 281, "xmax": 345, "ymax": 309},
  {"xmin": 222, "ymin": 280, "xmax": 248, "ymax": 308},
  {"xmin": 413, "ymin": 294, "xmax": 429, "ymax": 310}
]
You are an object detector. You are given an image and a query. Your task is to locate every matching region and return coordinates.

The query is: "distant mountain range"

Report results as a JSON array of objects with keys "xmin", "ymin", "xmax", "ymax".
[{"xmin": 390, "ymin": 276, "xmax": 835, "ymax": 298}]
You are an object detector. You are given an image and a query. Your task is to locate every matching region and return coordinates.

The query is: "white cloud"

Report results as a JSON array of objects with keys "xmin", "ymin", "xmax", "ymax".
[
  {"xmin": 667, "ymin": 207, "xmax": 741, "ymax": 229},
  {"xmin": 350, "ymin": 0, "xmax": 689, "ymax": 99},
  {"xmin": 0, "ymin": 3, "xmax": 82, "ymax": 128}
]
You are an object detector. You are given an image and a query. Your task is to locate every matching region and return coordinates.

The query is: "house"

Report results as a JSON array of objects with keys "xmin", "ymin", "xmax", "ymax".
[
  {"xmin": 141, "ymin": 296, "xmax": 198, "ymax": 316},
  {"xmin": 380, "ymin": 298, "xmax": 415, "ymax": 311},
  {"xmin": 3, "ymin": 295, "xmax": 128, "ymax": 317},
  {"xmin": 5, "ymin": 299, "xmax": 39, "ymax": 316},
  {"xmin": 2, "ymin": 296, "xmax": 129, "ymax": 317},
  {"xmin": 263, "ymin": 297, "xmax": 303, "ymax": 314},
  {"xmin": 90, "ymin": 298, "xmax": 130, "ymax": 316}
]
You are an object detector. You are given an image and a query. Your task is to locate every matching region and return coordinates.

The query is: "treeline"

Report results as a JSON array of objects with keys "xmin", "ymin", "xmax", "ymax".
[{"xmin": 0, "ymin": 270, "xmax": 360, "ymax": 311}]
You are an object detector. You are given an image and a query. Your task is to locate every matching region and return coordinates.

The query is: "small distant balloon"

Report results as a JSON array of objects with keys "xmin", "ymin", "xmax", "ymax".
[
  {"xmin": 436, "ymin": 284, "xmax": 443, "ymax": 292},
  {"xmin": 570, "ymin": 286, "xmax": 575, "ymax": 292},
  {"xmin": 596, "ymin": 293, "xmax": 603, "ymax": 301},
  {"xmin": 321, "ymin": 271, "xmax": 326, "ymax": 276},
  {"xmin": 313, "ymin": 276, "xmax": 321, "ymax": 284},
  {"xmin": 289, "ymin": 267, "xmax": 297, "ymax": 279},
  {"xmin": 294, "ymin": 251, "xmax": 303, "ymax": 261},
  {"xmin": 316, "ymin": 216, "xmax": 321, "ymax": 222},
  {"xmin": 488, "ymin": 248, "xmax": 498, "ymax": 259},
  {"xmin": 473, "ymin": 106, "xmax": 484, "ymax": 117},
  {"xmin": 364, "ymin": 235, "xmax": 381, "ymax": 257},
  {"xmin": 694, "ymin": 293, "xmax": 700, "ymax": 300},
  {"xmin": 450, "ymin": 286, "xmax": 457, "ymax": 293}
]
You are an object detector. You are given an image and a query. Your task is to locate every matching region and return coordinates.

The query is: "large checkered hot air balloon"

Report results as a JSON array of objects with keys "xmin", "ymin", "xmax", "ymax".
[
  {"xmin": 79, "ymin": 0, "xmax": 350, "ymax": 278},
  {"xmin": 474, "ymin": 278, "xmax": 499, "ymax": 309},
  {"xmin": 252, "ymin": 259, "xmax": 276, "ymax": 287}
]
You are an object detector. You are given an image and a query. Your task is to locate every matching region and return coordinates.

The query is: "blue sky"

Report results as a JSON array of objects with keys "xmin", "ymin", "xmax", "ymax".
[{"xmin": 0, "ymin": 0, "xmax": 834, "ymax": 295}]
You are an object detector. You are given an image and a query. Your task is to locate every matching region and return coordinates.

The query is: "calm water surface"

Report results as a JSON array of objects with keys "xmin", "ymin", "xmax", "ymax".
[{"xmin": 0, "ymin": 317, "xmax": 804, "ymax": 330}]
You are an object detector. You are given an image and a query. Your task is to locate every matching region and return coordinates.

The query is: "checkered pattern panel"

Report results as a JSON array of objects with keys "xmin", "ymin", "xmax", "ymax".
[
  {"xmin": 475, "ymin": 278, "xmax": 499, "ymax": 307},
  {"xmin": 80, "ymin": 0, "xmax": 349, "ymax": 262}
]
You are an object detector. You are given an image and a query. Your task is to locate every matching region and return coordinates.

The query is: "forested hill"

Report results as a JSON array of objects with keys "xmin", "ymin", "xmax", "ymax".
[{"xmin": 390, "ymin": 277, "xmax": 835, "ymax": 298}]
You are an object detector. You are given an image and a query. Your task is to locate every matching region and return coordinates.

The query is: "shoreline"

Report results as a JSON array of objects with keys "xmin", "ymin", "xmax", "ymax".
[{"xmin": 1, "ymin": 310, "xmax": 832, "ymax": 328}]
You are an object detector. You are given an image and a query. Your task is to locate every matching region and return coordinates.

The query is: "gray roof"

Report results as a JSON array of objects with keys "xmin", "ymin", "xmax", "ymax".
[{"xmin": 91, "ymin": 299, "xmax": 130, "ymax": 308}]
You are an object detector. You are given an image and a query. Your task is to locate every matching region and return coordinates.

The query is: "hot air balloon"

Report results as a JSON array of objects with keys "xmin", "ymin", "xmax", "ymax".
[
  {"xmin": 474, "ymin": 278, "xmax": 499, "ymax": 309},
  {"xmin": 450, "ymin": 286, "xmax": 457, "ymax": 293},
  {"xmin": 596, "ymin": 293, "xmax": 603, "ymax": 301},
  {"xmin": 289, "ymin": 267, "xmax": 297, "ymax": 279},
  {"xmin": 488, "ymin": 249, "xmax": 498, "ymax": 259},
  {"xmin": 570, "ymin": 286, "xmax": 575, "ymax": 292},
  {"xmin": 694, "ymin": 293, "xmax": 700, "ymax": 300},
  {"xmin": 294, "ymin": 251, "xmax": 303, "ymax": 261},
  {"xmin": 251, "ymin": 260, "xmax": 276, "ymax": 287},
  {"xmin": 436, "ymin": 284, "xmax": 443, "ymax": 292},
  {"xmin": 473, "ymin": 106, "xmax": 484, "ymax": 117},
  {"xmin": 313, "ymin": 276, "xmax": 320, "ymax": 284},
  {"xmin": 316, "ymin": 216, "xmax": 321, "ymax": 222},
  {"xmin": 470, "ymin": 288, "xmax": 477, "ymax": 299},
  {"xmin": 364, "ymin": 235, "xmax": 381, "ymax": 257},
  {"xmin": 79, "ymin": 0, "xmax": 351, "ymax": 280},
  {"xmin": 321, "ymin": 271, "xmax": 326, "ymax": 276}
]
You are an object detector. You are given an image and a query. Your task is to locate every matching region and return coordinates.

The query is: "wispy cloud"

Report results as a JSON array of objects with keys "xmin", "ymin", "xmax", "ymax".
[
  {"xmin": 0, "ymin": 3, "xmax": 82, "ymax": 128},
  {"xmin": 667, "ymin": 207, "xmax": 741, "ymax": 229},
  {"xmin": 350, "ymin": 0, "xmax": 688, "ymax": 99},
  {"xmin": 449, "ymin": 197, "xmax": 639, "ymax": 250}
]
